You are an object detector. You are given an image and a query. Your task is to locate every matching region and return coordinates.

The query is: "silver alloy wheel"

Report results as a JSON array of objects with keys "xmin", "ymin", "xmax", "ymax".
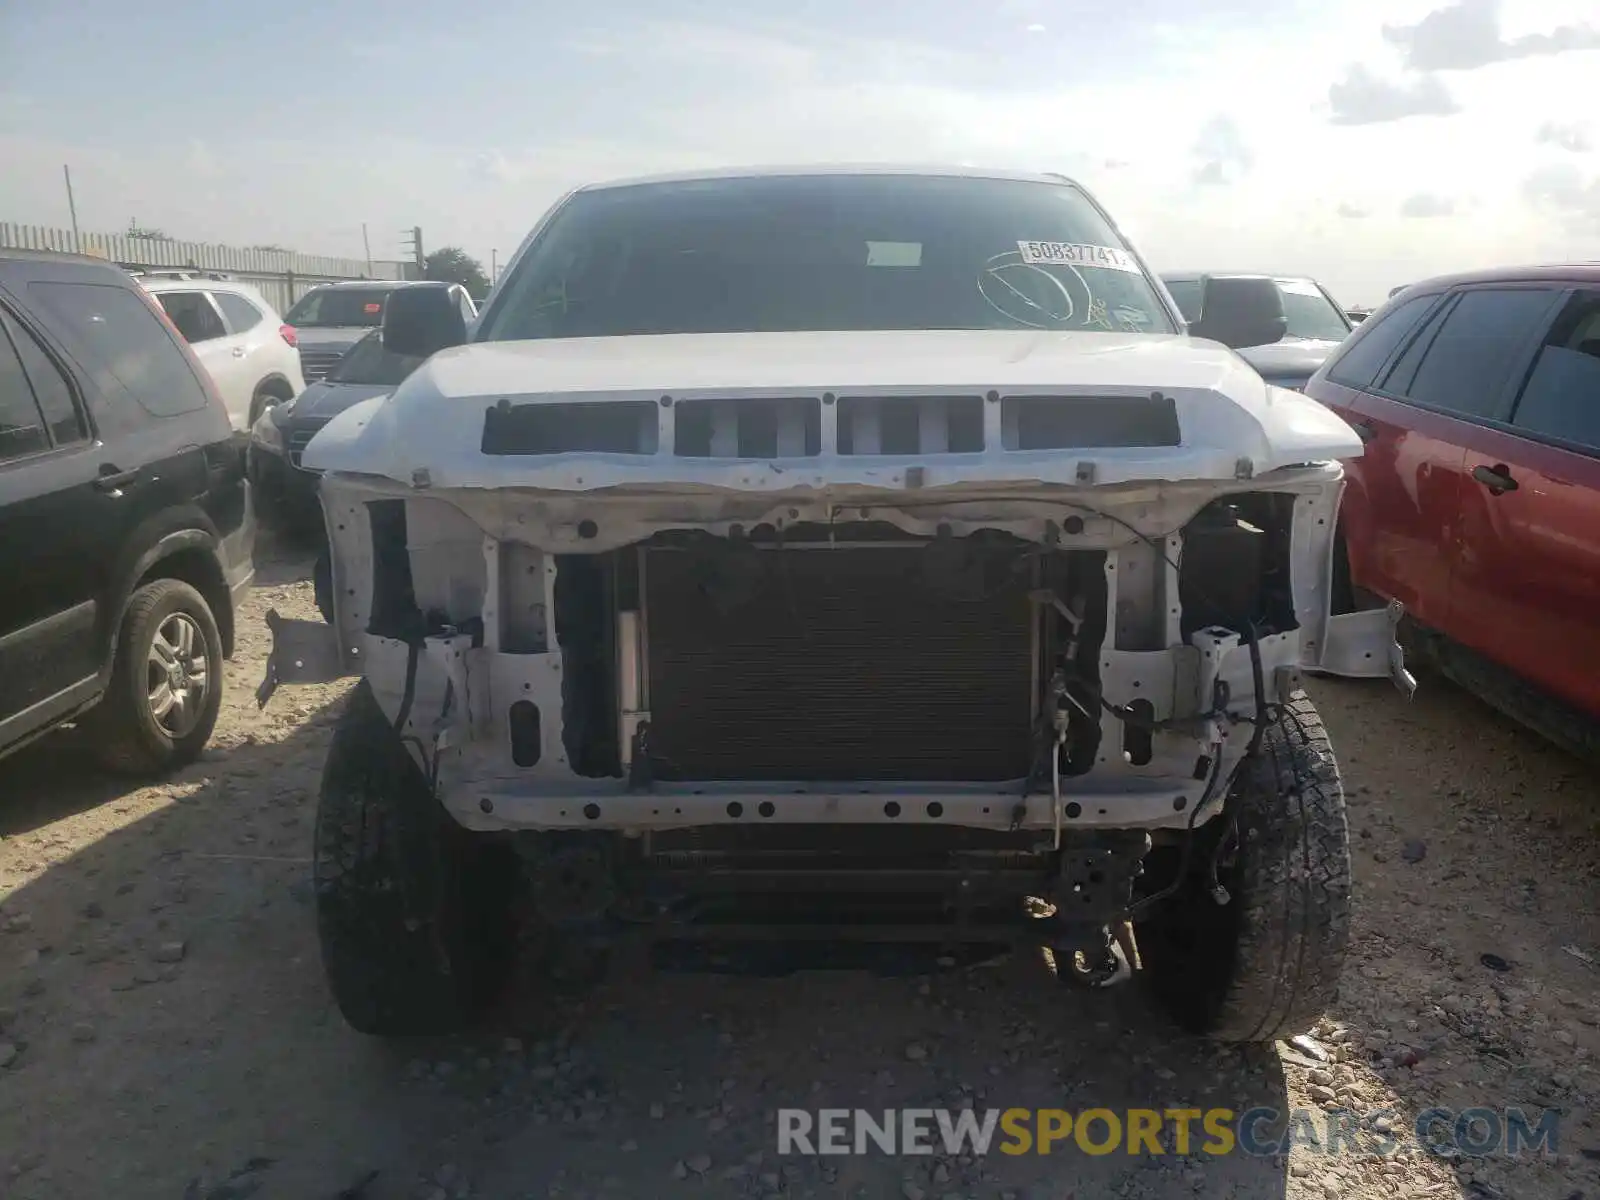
[{"xmin": 145, "ymin": 612, "xmax": 211, "ymax": 739}]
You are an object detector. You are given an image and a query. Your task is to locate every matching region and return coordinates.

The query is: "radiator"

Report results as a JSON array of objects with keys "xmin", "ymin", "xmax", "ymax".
[{"xmin": 641, "ymin": 544, "xmax": 1035, "ymax": 782}]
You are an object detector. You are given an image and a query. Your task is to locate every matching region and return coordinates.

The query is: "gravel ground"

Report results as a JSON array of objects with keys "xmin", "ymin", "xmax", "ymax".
[{"xmin": 1, "ymin": 532, "xmax": 1597, "ymax": 1200}]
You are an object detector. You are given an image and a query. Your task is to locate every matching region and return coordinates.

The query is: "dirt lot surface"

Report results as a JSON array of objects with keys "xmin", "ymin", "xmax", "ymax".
[{"xmin": 2, "ymin": 533, "xmax": 1598, "ymax": 1200}]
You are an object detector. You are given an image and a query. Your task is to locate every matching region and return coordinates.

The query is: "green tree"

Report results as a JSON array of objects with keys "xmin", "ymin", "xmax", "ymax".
[{"xmin": 423, "ymin": 246, "xmax": 491, "ymax": 300}]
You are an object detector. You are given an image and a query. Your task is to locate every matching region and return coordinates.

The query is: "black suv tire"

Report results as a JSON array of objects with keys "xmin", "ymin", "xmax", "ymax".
[
  {"xmin": 1135, "ymin": 690, "xmax": 1352, "ymax": 1043},
  {"xmin": 313, "ymin": 680, "xmax": 516, "ymax": 1036},
  {"xmin": 88, "ymin": 579, "xmax": 225, "ymax": 776}
]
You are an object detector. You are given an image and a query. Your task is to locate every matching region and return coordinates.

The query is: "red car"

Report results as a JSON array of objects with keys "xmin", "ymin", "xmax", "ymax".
[{"xmin": 1306, "ymin": 264, "xmax": 1600, "ymax": 760}]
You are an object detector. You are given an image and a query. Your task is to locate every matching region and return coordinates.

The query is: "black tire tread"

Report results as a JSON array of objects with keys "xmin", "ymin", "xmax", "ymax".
[
  {"xmin": 1136, "ymin": 688, "xmax": 1352, "ymax": 1044},
  {"xmin": 313, "ymin": 680, "xmax": 512, "ymax": 1037},
  {"xmin": 1206, "ymin": 689, "xmax": 1352, "ymax": 1042}
]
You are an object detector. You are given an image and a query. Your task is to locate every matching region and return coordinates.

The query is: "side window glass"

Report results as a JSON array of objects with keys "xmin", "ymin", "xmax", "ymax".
[
  {"xmin": 1164, "ymin": 280, "xmax": 1203, "ymax": 323},
  {"xmin": 216, "ymin": 292, "xmax": 265, "ymax": 333},
  {"xmin": 287, "ymin": 291, "xmax": 326, "ymax": 323},
  {"xmin": 28, "ymin": 281, "xmax": 210, "ymax": 418},
  {"xmin": 1, "ymin": 310, "xmax": 88, "ymax": 446},
  {"xmin": 1399, "ymin": 288, "xmax": 1561, "ymax": 420},
  {"xmin": 1375, "ymin": 296, "xmax": 1453, "ymax": 397},
  {"xmin": 156, "ymin": 291, "xmax": 228, "ymax": 343},
  {"xmin": 0, "ymin": 322, "xmax": 50, "ymax": 463},
  {"xmin": 1510, "ymin": 296, "xmax": 1600, "ymax": 452},
  {"xmin": 1325, "ymin": 294, "xmax": 1436, "ymax": 389}
]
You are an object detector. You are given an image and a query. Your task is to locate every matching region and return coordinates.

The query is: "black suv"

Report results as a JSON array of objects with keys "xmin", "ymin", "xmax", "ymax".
[{"xmin": 0, "ymin": 250, "xmax": 254, "ymax": 773}]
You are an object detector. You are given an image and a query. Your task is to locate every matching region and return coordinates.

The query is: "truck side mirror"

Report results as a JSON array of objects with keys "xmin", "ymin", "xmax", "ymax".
[
  {"xmin": 1189, "ymin": 275, "xmax": 1288, "ymax": 351},
  {"xmin": 382, "ymin": 282, "xmax": 467, "ymax": 359}
]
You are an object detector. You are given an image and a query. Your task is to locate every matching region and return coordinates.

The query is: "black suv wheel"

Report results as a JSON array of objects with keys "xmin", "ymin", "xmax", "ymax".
[{"xmin": 87, "ymin": 579, "xmax": 225, "ymax": 776}]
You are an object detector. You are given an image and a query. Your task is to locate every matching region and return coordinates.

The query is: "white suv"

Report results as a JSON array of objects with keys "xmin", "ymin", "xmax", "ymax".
[{"xmin": 136, "ymin": 274, "xmax": 306, "ymax": 433}]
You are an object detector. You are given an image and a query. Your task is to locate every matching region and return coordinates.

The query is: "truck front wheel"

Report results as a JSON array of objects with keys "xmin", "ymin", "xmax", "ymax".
[
  {"xmin": 313, "ymin": 681, "xmax": 515, "ymax": 1036},
  {"xmin": 1135, "ymin": 691, "xmax": 1352, "ymax": 1043}
]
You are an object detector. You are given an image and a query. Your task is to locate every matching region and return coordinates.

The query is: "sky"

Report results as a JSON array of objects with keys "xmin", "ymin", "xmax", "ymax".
[{"xmin": 1, "ymin": 0, "xmax": 1597, "ymax": 309}]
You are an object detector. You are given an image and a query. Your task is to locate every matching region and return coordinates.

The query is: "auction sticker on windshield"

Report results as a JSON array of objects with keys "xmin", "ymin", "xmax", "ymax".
[{"xmin": 1016, "ymin": 242, "xmax": 1141, "ymax": 274}]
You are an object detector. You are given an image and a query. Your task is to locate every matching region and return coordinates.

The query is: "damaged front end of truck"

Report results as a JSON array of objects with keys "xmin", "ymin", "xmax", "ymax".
[{"xmin": 260, "ymin": 328, "xmax": 1412, "ymax": 1041}]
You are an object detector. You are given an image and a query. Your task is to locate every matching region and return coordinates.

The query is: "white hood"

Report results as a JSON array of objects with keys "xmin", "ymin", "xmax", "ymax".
[{"xmin": 302, "ymin": 329, "xmax": 1362, "ymax": 491}]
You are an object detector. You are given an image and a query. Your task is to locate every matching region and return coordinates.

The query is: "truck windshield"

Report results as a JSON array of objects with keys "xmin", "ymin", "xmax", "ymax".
[{"xmin": 477, "ymin": 174, "xmax": 1178, "ymax": 341}]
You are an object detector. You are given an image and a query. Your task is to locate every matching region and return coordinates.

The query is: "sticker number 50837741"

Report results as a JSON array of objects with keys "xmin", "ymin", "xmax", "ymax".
[{"xmin": 1016, "ymin": 241, "xmax": 1142, "ymax": 274}]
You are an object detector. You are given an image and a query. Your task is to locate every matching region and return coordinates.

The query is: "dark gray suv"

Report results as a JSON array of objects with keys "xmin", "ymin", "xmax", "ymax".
[
  {"xmin": 1162, "ymin": 272, "xmax": 1354, "ymax": 390},
  {"xmin": 248, "ymin": 328, "xmax": 425, "ymax": 529},
  {"xmin": 283, "ymin": 280, "xmax": 476, "ymax": 382}
]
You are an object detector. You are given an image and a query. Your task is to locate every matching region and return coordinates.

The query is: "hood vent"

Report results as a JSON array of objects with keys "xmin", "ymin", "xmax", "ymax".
[
  {"xmin": 1001, "ymin": 393, "xmax": 1180, "ymax": 450},
  {"xmin": 675, "ymin": 396, "xmax": 820, "ymax": 458},
  {"xmin": 479, "ymin": 390, "xmax": 1183, "ymax": 459},
  {"xmin": 836, "ymin": 395, "xmax": 985, "ymax": 455},
  {"xmin": 482, "ymin": 400, "xmax": 659, "ymax": 455}
]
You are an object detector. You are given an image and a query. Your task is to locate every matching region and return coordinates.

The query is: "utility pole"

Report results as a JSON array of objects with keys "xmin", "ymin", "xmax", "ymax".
[
  {"xmin": 361, "ymin": 222, "xmax": 373, "ymax": 276},
  {"xmin": 63, "ymin": 165, "xmax": 80, "ymax": 248},
  {"xmin": 490, "ymin": 248, "xmax": 497, "ymax": 282},
  {"xmin": 400, "ymin": 225, "xmax": 424, "ymax": 278}
]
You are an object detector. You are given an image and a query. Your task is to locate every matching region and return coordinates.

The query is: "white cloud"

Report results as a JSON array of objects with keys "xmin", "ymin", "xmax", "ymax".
[
  {"xmin": 1338, "ymin": 203, "xmax": 1371, "ymax": 218},
  {"xmin": 1327, "ymin": 65, "xmax": 1460, "ymax": 124},
  {"xmin": 1401, "ymin": 192, "xmax": 1457, "ymax": 217},
  {"xmin": 1537, "ymin": 121, "xmax": 1594, "ymax": 152},
  {"xmin": 1190, "ymin": 115, "xmax": 1253, "ymax": 186},
  {"xmin": 1524, "ymin": 164, "xmax": 1600, "ymax": 233},
  {"xmin": 1383, "ymin": 0, "xmax": 1600, "ymax": 71}
]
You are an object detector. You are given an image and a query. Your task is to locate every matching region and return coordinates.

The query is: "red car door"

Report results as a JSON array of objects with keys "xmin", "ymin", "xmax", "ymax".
[
  {"xmin": 1447, "ymin": 289, "xmax": 1600, "ymax": 718},
  {"xmin": 1338, "ymin": 285, "xmax": 1566, "ymax": 638},
  {"xmin": 1339, "ymin": 399, "xmax": 1465, "ymax": 630},
  {"xmin": 1311, "ymin": 291, "xmax": 1449, "ymax": 619}
]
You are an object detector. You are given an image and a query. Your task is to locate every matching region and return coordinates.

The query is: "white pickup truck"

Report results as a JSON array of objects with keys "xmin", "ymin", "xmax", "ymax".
[{"xmin": 258, "ymin": 165, "xmax": 1412, "ymax": 1042}]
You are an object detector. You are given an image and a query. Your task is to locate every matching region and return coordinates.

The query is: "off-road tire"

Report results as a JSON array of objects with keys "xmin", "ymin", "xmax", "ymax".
[
  {"xmin": 88, "ymin": 579, "xmax": 225, "ymax": 776},
  {"xmin": 1135, "ymin": 690, "xmax": 1351, "ymax": 1043},
  {"xmin": 313, "ymin": 680, "xmax": 515, "ymax": 1036}
]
